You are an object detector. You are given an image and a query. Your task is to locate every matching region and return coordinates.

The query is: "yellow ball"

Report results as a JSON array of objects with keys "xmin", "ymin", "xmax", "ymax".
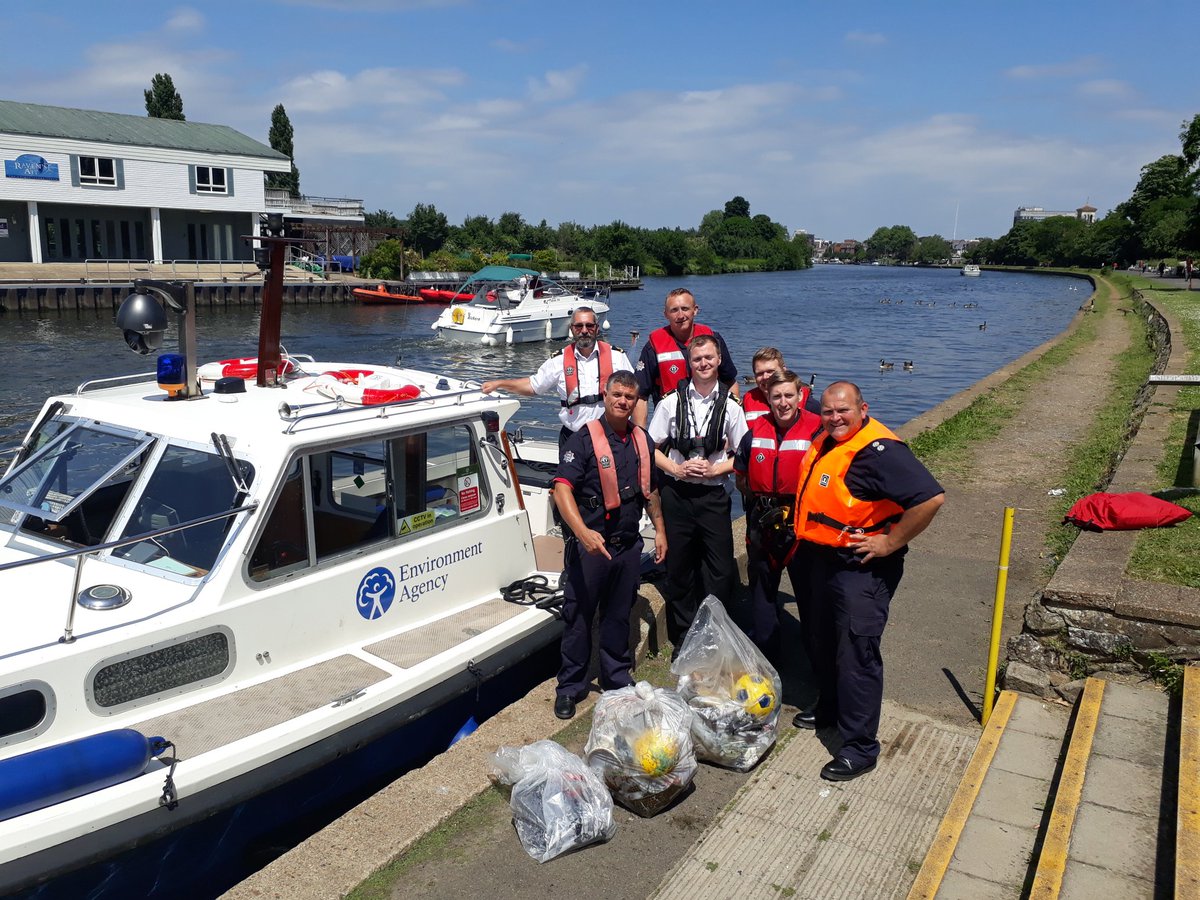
[
  {"xmin": 732, "ymin": 673, "xmax": 778, "ymax": 719},
  {"xmin": 631, "ymin": 729, "xmax": 680, "ymax": 777}
]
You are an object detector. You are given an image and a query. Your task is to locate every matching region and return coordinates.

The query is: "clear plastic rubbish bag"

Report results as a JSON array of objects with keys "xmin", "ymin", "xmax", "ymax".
[
  {"xmin": 489, "ymin": 739, "xmax": 616, "ymax": 862},
  {"xmin": 671, "ymin": 595, "xmax": 782, "ymax": 771},
  {"xmin": 584, "ymin": 681, "xmax": 697, "ymax": 817}
]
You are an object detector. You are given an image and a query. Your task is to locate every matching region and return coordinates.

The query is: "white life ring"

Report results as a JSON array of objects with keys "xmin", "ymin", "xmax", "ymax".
[
  {"xmin": 311, "ymin": 369, "xmax": 421, "ymax": 406},
  {"xmin": 198, "ymin": 357, "xmax": 297, "ymax": 381}
]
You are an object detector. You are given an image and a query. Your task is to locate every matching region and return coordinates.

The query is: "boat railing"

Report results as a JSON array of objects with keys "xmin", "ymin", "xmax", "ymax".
[
  {"xmin": 0, "ymin": 502, "xmax": 259, "ymax": 644},
  {"xmin": 75, "ymin": 372, "xmax": 158, "ymax": 394},
  {"xmin": 279, "ymin": 387, "xmax": 483, "ymax": 434}
]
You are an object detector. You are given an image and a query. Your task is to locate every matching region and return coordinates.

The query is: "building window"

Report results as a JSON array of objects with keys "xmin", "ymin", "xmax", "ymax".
[
  {"xmin": 79, "ymin": 156, "xmax": 117, "ymax": 186},
  {"xmin": 195, "ymin": 166, "xmax": 227, "ymax": 194}
]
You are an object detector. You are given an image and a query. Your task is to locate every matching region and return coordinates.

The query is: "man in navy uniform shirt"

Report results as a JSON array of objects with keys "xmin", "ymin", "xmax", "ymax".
[
  {"xmin": 552, "ymin": 370, "xmax": 668, "ymax": 719},
  {"xmin": 634, "ymin": 288, "xmax": 738, "ymax": 426},
  {"xmin": 793, "ymin": 381, "xmax": 944, "ymax": 781}
]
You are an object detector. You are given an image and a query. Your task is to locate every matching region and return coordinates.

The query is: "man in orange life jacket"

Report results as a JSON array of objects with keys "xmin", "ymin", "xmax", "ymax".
[
  {"xmin": 649, "ymin": 334, "xmax": 748, "ymax": 654},
  {"xmin": 552, "ymin": 371, "xmax": 668, "ymax": 720},
  {"xmin": 734, "ymin": 370, "xmax": 821, "ymax": 661},
  {"xmin": 482, "ymin": 307, "xmax": 634, "ymax": 447},
  {"xmin": 793, "ymin": 381, "xmax": 944, "ymax": 781},
  {"xmin": 741, "ymin": 347, "xmax": 820, "ymax": 426},
  {"xmin": 634, "ymin": 288, "xmax": 738, "ymax": 427}
]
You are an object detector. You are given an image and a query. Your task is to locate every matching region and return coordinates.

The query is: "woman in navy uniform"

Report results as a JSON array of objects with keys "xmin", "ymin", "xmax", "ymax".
[{"xmin": 552, "ymin": 371, "xmax": 667, "ymax": 719}]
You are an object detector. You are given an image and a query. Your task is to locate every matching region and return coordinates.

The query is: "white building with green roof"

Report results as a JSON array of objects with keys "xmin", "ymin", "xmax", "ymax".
[{"xmin": 0, "ymin": 99, "xmax": 293, "ymax": 265}]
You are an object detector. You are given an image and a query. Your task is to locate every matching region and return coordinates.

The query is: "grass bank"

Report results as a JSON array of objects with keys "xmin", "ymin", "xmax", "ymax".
[
  {"xmin": 909, "ymin": 271, "xmax": 1154, "ymax": 564},
  {"xmin": 1127, "ymin": 283, "xmax": 1200, "ymax": 588}
]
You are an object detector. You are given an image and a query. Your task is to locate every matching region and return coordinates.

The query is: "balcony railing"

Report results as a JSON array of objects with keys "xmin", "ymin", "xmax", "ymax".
[{"xmin": 264, "ymin": 189, "xmax": 364, "ymax": 218}]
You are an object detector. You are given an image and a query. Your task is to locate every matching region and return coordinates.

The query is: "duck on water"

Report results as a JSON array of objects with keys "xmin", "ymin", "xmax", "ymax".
[{"xmin": 0, "ymin": 248, "xmax": 576, "ymax": 894}]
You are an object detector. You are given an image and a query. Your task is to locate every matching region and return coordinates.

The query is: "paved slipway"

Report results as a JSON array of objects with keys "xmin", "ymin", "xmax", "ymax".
[{"xmin": 229, "ymin": 279, "xmax": 1135, "ymax": 900}]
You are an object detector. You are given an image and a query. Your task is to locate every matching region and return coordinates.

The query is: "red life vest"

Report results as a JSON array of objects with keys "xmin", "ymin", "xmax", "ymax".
[
  {"xmin": 793, "ymin": 417, "xmax": 906, "ymax": 548},
  {"xmin": 742, "ymin": 383, "xmax": 812, "ymax": 424},
  {"xmin": 585, "ymin": 419, "xmax": 651, "ymax": 512},
  {"xmin": 648, "ymin": 323, "xmax": 714, "ymax": 397},
  {"xmin": 745, "ymin": 412, "xmax": 820, "ymax": 497},
  {"xmin": 562, "ymin": 341, "xmax": 614, "ymax": 412}
]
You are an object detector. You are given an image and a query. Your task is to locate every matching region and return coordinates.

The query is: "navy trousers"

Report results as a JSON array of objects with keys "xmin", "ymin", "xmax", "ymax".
[
  {"xmin": 659, "ymin": 479, "xmax": 736, "ymax": 648},
  {"xmin": 803, "ymin": 546, "xmax": 904, "ymax": 766},
  {"xmin": 556, "ymin": 537, "xmax": 641, "ymax": 699},
  {"xmin": 745, "ymin": 540, "xmax": 810, "ymax": 662}
]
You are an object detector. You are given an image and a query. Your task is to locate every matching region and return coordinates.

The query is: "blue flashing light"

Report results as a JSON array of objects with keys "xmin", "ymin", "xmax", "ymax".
[{"xmin": 157, "ymin": 353, "xmax": 186, "ymax": 398}]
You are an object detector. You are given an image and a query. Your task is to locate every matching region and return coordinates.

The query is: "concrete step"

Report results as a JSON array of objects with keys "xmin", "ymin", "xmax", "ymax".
[
  {"xmin": 908, "ymin": 691, "xmax": 1070, "ymax": 898},
  {"xmin": 911, "ymin": 672, "xmax": 1192, "ymax": 900}
]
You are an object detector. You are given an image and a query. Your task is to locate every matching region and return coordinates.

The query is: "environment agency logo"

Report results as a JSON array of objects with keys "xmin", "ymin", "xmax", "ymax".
[{"xmin": 356, "ymin": 567, "xmax": 396, "ymax": 620}]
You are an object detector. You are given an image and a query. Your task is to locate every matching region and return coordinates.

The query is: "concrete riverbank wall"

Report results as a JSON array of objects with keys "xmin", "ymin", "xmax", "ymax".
[{"xmin": 0, "ymin": 280, "xmax": 355, "ymax": 312}]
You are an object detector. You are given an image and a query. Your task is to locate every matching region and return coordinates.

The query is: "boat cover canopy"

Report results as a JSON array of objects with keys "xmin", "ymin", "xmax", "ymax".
[{"xmin": 463, "ymin": 265, "xmax": 540, "ymax": 285}]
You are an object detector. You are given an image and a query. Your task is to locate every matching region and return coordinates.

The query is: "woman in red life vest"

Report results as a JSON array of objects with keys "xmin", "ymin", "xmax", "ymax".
[{"xmin": 734, "ymin": 370, "xmax": 821, "ymax": 661}]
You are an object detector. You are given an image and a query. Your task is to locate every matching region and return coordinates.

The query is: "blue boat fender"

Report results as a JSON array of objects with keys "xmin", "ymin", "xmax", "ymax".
[
  {"xmin": 0, "ymin": 729, "xmax": 170, "ymax": 822},
  {"xmin": 448, "ymin": 716, "xmax": 478, "ymax": 748}
]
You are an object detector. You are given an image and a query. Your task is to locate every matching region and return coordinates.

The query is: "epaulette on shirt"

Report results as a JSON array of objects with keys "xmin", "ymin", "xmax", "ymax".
[{"xmin": 550, "ymin": 348, "xmax": 564, "ymax": 359}]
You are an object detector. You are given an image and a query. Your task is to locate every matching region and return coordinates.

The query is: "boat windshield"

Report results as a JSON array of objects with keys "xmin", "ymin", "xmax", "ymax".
[{"xmin": 0, "ymin": 420, "xmax": 152, "ymax": 523}]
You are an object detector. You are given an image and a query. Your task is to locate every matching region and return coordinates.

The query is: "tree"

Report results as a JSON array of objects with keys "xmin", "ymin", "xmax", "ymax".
[
  {"xmin": 865, "ymin": 225, "xmax": 917, "ymax": 262},
  {"xmin": 364, "ymin": 209, "xmax": 403, "ymax": 229},
  {"xmin": 1180, "ymin": 113, "xmax": 1200, "ymax": 169},
  {"xmin": 912, "ymin": 234, "xmax": 952, "ymax": 265},
  {"xmin": 724, "ymin": 196, "xmax": 751, "ymax": 219},
  {"xmin": 266, "ymin": 104, "xmax": 300, "ymax": 196},
  {"xmin": 144, "ymin": 73, "xmax": 185, "ymax": 121},
  {"xmin": 405, "ymin": 203, "xmax": 449, "ymax": 256}
]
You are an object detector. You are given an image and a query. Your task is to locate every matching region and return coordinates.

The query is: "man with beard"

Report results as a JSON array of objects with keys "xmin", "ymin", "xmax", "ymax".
[{"xmin": 482, "ymin": 307, "xmax": 634, "ymax": 447}]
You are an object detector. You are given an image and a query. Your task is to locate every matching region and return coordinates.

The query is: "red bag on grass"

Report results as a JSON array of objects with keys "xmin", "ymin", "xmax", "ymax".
[{"xmin": 1063, "ymin": 492, "xmax": 1192, "ymax": 532}]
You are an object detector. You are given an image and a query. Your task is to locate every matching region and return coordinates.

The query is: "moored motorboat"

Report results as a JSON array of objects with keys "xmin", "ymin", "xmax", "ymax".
[
  {"xmin": 961, "ymin": 264, "xmax": 981, "ymax": 277},
  {"xmin": 352, "ymin": 285, "xmax": 426, "ymax": 305},
  {"xmin": 0, "ymin": 271, "xmax": 571, "ymax": 892},
  {"xmin": 431, "ymin": 265, "xmax": 610, "ymax": 345}
]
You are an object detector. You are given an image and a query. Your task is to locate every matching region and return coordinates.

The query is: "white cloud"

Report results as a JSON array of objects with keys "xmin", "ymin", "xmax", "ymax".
[
  {"xmin": 1077, "ymin": 79, "xmax": 1136, "ymax": 100},
  {"xmin": 1004, "ymin": 57, "xmax": 1102, "ymax": 80},
  {"xmin": 491, "ymin": 38, "xmax": 531, "ymax": 53},
  {"xmin": 279, "ymin": 67, "xmax": 466, "ymax": 113},
  {"xmin": 845, "ymin": 31, "xmax": 886, "ymax": 46},
  {"xmin": 527, "ymin": 66, "xmax": 587, "ymax": 103},
  {"xmin": 164, "ymin": 7, "xmax": 205, "ymax": 32}
]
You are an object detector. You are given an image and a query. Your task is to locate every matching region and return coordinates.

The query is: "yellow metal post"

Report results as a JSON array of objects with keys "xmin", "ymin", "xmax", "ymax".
[{"xmin": 982, "ymin": 507, "xmax": 1015, "ymax": 726}]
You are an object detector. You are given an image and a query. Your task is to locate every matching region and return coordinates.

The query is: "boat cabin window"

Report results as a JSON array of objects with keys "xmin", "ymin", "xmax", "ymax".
[
  {"xmin": 113, "ymin": 445, "xmax": 254, "ymax": 577},
  {"xmin": 0, "ymin": 421, "xmax": 153, "ymax": 546},
  {"xmin": 0, "ymin": 681, "xmax": 54, "ymax": 748},
  {"xmin": 90, "ymin": 629, "xmax": 232, "ymax": 711},
  {"xmin": 248, "ymin": 423, "xmax": 488, "ymax": 581}
]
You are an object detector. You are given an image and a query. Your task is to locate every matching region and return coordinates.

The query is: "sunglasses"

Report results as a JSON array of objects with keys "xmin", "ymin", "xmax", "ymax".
[{"xmin": 572, "ymin": 322, "xmax": 599, "ymax": 331}]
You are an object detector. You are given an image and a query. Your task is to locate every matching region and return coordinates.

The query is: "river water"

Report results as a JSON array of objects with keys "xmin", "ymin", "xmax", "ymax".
[{"xmin": 0, "ymin": 266, "xmax": 1084, "ymax": 445}]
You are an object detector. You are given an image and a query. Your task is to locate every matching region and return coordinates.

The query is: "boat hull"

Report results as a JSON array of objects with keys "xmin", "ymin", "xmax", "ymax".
[
  {"xmin": 352, "ymin": 288, "xmax": 426, "ymax": 305},
  {"xmin": 0, "ymin": 622, "xmax": 560, "ymax": 896}
]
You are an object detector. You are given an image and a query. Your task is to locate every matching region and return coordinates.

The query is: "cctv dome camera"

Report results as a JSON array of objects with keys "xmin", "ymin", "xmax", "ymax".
[{"xmin": 115, "ymin": 292, "xmax": 169, "ymax": 356}]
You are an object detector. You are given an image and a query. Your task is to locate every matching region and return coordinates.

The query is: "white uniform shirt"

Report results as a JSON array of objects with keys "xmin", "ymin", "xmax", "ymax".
[
  {"xmin": 528, "ymin": 343, "xmax": 634, "ymax": 431},
  {"xmin": 648, "ymin": 381, "xmax": 748, "ymax": 488}
]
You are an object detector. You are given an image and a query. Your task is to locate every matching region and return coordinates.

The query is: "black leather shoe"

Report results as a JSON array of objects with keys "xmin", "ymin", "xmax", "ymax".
[
  {"xmin": 820, "ymin": 756, "xmax": 876, "ymax": 782},
  {"xmin": 554, "ymin": 695, "xmax": 577, "ymax": 720},
  {"xmin": 792, "ymin": 709, "xmax": 818, "ymax": 729}
]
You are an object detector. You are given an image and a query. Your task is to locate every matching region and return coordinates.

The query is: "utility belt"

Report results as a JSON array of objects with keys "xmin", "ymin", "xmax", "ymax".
[
  {"xmin": 804, "ymin": 510, "xmax": 893, "ymax": 535},
  {"xmin": 578, "ymin": 485, "xmax": 644, "ymax": 511},
  {"xmin": 561, "ymin": 392, "xmax": 603, "ymax": 409},
  {"xmin": 752, "ymin": 494, "xmax": 794, "ymax": 532}
]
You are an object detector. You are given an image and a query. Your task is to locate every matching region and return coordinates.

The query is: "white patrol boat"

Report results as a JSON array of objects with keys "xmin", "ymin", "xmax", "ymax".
[
  {"xmin": 431, "ymin": 265, "xmax": 611, "ymax": 345},
  {"xmin": 0, "ymin": 270, "xmax": 569, "ymax": 893}
]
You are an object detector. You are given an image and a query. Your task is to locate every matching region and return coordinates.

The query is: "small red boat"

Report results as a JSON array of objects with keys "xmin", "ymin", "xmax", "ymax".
[
  {"xmin": 419, "ymin": 288, "xmax": 475, "ymax": 303},
  {"xmin": 353, "ymin": 286, "xmax": 426, "ymax": 305}
]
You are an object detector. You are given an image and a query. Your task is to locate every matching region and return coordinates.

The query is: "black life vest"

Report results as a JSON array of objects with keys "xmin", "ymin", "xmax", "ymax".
[{"xmin": 668, "ymin": 379, "xmax": 730, "ymax": 458}]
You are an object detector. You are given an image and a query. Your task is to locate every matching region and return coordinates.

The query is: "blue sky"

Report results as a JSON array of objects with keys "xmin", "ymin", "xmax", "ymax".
[{"xmin": 8, "ymin": 1, "xmax": 1197, "ymax": 241}]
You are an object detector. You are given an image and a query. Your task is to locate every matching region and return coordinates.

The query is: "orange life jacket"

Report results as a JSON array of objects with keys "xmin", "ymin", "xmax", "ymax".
[
  {"xmin": 746, "ymin": 412, "xmax": 820, "ymax": 497},
  {"xmin": 793, "ymin": 417, "xmax": 905, "ymax": 547},
  {"xmin": 742, "ymin": 383, "xmax": 812, "ymax": 424},
  {"xmin": 585, "ymin": 419, "xmax": 651, "ymax": 512},
  {"xmin": 648, "ymin": 323, "xmax": 714, "ymax": 396},
  {"xmin": 562, "ymin": 341, "xmax": 614, "ymax": 413}
]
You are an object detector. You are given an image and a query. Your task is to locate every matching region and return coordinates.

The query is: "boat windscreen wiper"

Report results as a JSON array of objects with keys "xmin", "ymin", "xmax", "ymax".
[{"xmin": 211, "ymin": 432, "xmax": 250, "ymax": 494}]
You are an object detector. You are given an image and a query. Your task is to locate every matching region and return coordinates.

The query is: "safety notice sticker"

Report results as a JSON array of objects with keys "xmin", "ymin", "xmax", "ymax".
[{"xmin": 458, "ymin": 473, "xmax": 480, "ymax": 514}]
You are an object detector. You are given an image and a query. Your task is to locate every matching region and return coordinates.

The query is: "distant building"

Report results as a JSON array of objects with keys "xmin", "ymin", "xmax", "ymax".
[
  {"xmin": 0, "ymin": 99, "xmax": 362, "ymax": 265},
  {"xmin": 831, "ymin": 239, "xmax": 860, "ymax": 258},
  {"xmin": 1013, "ymin": 204, "xmax": 1097, "ymax": 227}
]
